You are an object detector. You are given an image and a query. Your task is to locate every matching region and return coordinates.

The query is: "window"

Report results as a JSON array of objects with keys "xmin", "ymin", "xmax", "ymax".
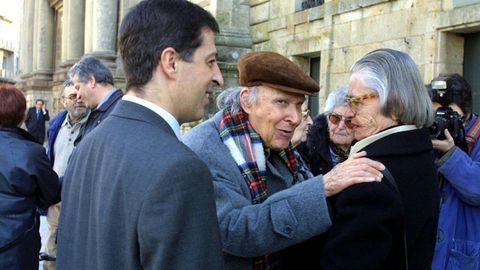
[{"xmin": 296, "ymin": 0, "xmax": 324, "ymax": 11}]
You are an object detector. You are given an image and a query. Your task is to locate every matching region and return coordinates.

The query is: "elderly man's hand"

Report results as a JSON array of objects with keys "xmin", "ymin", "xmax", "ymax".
[
  {"xmin": 323, "ymin": 151, "xmax": 385, "ymax": 197},
  {"xmin": 431, "ymin": 129, "xmax": 455, "ymax": 153}
]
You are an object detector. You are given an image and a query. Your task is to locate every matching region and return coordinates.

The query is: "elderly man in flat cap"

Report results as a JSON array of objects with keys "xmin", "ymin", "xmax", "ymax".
[{"xmin": 183, "ymin": 51, "xmax": 385, "ymax": 269}]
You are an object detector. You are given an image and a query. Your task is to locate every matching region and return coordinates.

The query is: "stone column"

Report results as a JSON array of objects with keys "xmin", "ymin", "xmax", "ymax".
[
  {"xmin": 32, "ymin": 0, "xmax": 54, "ymax": 78},
  {"xmin": 62, "ymin": 0, "xmax": 85, "ymax": 64},
  {"xmin": 49, "ymin": 0, "xmax": 68, "ymax": 114},
  {"xmin": 84, "ymin": 0, "xmax": 93, "ymax": 53},
  {"xmin": 20, "ymin": 0, "xmax": 34, "ymax": 77},
  {"xmin": 86, "ymin": 0, "xmax": 118, "ymax": 61},
  {"xmin": 22, "ymin": 0, "xmax": 55, "ymax": 108},
  {"xmin": 206, "ymin": 0, "xmax": 252, "ymax": 117},
  {"xmin": 118, "ymin": 0, "xmax": 141, "ymax": 20}
]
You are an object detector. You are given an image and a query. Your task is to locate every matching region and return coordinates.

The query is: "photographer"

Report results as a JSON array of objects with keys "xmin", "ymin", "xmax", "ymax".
[{"xmin": 430, "ymin": 73, "xmax": 480, "ymax": 270}]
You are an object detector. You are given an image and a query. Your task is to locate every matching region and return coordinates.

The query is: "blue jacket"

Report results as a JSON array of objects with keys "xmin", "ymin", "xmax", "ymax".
[
  {"xmin": 432, "ymin": 114, "xmax": 480, "ymax": 270},
  {"xmin": 47, "ymin": 110, "xmax": 68, "ymax": 164}
]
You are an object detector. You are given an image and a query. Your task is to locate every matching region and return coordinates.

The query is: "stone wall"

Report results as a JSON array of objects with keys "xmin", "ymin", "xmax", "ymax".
[
  {"xmin": 243, "ymin": 0, "xmax": 480, "ymax": 111},
  {"xmin": 17, "ymin": 0, "xmax": 139, "ymax": 113}
]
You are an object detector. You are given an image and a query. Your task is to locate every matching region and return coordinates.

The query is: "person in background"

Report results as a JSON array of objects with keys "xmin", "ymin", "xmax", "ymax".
[
  {"xmin": 0, "ymin": 85, "xmax": 60, "ymax": 270},
  {"xmin": 57, "ymin": 0, "xmax": 224, "ymax": 269},
  {"xmin": 297, "ymin": 86, "xmax": 355, "ymax": 176},
  {"xmin": 68, "ymin": 55, "xmax": 123, "ymax": 145},
  {"xmin": 41, "ymin": 79, "xmax": 90, "ymax": 270},
  {"xmin": 315, "ymin": 48, "xmax": 439, "ymax": 269},
  {"xmin": 430, "ymin": 73, "xmax": 480, "ymax": 270},
  {"xmin": 183, "ymin": 51, "xmax": 385, "ymax": 269},
  {"xmin": 25, "ymin": 98, "xmax": 50, "ymax": 144},
  {"xmin": 291, "ymin": 99, "xmax": 314, "ymax": 180}
]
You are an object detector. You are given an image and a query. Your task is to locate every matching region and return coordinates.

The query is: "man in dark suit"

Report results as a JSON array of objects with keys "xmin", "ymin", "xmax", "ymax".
[
  {"xmin": 25, "ymin": 99, "xmax": 50, "ymax": 144},
  {"xmin": 57, "ymin": 1, "xmax": 225, "ymax": 269}
]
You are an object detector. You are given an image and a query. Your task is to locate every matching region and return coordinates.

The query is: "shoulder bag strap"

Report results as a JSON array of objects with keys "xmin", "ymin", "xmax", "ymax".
[{"xmin": 465, "ymin": 116, "xmax": 480, "ymax": 154}]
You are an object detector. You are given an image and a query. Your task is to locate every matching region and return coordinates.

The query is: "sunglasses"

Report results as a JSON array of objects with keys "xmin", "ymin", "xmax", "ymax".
[
  {"xmin": 301, "ymin": 109, "xmax": 310, "ymax": 120},
  {"xmin": 62, "ymin": 93, "xmax": 77, "ymax": 101},
  {"xmin": 328, "ymin": 113, "xmax": 354, "ymax": 129},
  {"xmin": 345, "ymin": 93, "xmax": 378, "ymax": 108}
]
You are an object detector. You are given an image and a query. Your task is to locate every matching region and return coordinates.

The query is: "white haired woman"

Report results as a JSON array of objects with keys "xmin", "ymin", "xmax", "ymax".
[
  {"xmin": 315, "ymin": 48, "xmax": 439, "ymax": 269},
  {"xmin": 297, "ymin": 86, "xmax": 356, "ymax": 176}
]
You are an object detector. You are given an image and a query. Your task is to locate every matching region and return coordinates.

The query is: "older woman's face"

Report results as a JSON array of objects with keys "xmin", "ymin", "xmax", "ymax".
[
  {"xmin": 327, "ymin": 106, "xmax": 355, "ymax": 150},
  {"xmin": 347, "ymin": 76, "xmax": 397, "ymax": 140}
]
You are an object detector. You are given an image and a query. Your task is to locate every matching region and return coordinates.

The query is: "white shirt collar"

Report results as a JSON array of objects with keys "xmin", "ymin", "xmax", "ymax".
[{"xmin": 122, "ymin": 95, "xmax": 181, "ymax": 141}]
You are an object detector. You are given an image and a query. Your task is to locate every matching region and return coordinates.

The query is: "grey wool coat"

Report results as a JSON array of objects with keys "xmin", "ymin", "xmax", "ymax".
[
  {"xmin": 183, "ymin": 110, "xmax": 332, "ymax": 270},
  {"xmin": 56, "ymin": 100, "xmax": 224, "ymax": 270}
]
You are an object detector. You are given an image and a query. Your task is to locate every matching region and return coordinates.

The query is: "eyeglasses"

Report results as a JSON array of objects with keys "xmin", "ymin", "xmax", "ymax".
[
  {"xmin": 301, "ymin": 109, "xmax": 310, "ymax": 120},
  {"xmin": 62, "ymin": 93, "xmax": 77, "ymax": 101},
  {"xmin": 345, "ymin": 93, "xmax": 378, "ymax": 108},
  {"xmin": 328, "ymin": 113, "xmax": 354, "ymax": 129}
]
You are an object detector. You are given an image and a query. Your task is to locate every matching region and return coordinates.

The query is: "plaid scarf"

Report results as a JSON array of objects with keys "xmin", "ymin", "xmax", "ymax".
[{"xmin": 219, "ymin": 106, "xmax": 298, "ymax": 270}]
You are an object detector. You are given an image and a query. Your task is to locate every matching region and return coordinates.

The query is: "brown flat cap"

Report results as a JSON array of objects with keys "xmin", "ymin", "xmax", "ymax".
[{"xmin": 238, "ymin": 51, "xmax": 319, "ymax": 96}]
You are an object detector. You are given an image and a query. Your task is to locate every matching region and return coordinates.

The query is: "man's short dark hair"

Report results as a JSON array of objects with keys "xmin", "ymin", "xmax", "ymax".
[{"xmin": 118, "ymin": 0, "xmax": 219, "ymax": 92}]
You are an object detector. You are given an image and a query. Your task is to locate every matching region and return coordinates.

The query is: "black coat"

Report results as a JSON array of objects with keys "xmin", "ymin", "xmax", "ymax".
[
  {"xmin": 0, "ymin": 128, "xmax": 60, "ymax": 270},
  {"xmin": 284, "ymin": 115, "xmax": 336, "ymax": 269},
  {"xmin": 25, "ymin": 107, "xmax": 50, "ymax": 143},
  {"xmin": 74, "ymin": 88, "xmax": 123, "ymax": 145},
  {"xmin": 289, "ymin": 129, "xmax": 439, "ymax": 270},
  {"xmin": 297, "ymin": 114, "xmax": 334, "ymax": 176},
  {"xmin": 317, "ymin": 127, "xmax": 439, "ymax": 270}
]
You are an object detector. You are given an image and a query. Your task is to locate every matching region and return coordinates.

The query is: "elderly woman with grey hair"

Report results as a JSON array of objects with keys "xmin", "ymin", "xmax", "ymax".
[
  {"xmin": 314, "ymin": 48, "xmax": 440, "ymax": 269},
  {"xmin": 297, "ymin": 86, "xmax": 355, "ymax": 176}
]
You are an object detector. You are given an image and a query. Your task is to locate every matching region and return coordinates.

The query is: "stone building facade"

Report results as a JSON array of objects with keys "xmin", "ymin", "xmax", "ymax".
[
  {"xmin": 17, "ymin": 0, "xmax": 251, "ymax": 117},
  {"xmin": 18, "ymin": 0, "xmax": 132, "ymax": 112},
  {"xmin": 18, "ymin": 0, "xmax": 480, "ymax": 116},
  {"xmin": 240, "ymin": 0, "xmax": 480, "ymax": 115}
]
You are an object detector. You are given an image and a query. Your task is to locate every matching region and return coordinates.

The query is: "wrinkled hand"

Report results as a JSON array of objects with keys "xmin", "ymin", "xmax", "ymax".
[
  {"xmin": 431, "ymin": 129, "xmax": 455, "ymax": 153},
  {"xmin": 323, "ymin": 151, "xmax": 385, "ymax": 197}
]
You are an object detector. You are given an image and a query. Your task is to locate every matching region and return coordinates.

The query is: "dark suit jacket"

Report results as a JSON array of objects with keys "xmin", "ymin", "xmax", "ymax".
[
  {"xmin": 25, "ymin": 107, "xmax": 50, "ymax": 143},
  {"xmin": 297, "ymin": 114, "xmax": 334, "ymax": 176},
  {"xmin": 57, "ymin": 100, "xmax": 224, "ymax": 269},
  {"xmin": 74, "ymin": 88, "xmax": 123, "ymax": 145},
  {"xmin": 316, "ymin": 127, "xmax": 439, "ymax": 270}
]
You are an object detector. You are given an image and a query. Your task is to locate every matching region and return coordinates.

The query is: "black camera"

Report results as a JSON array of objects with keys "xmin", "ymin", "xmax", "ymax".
[
  {"xmin": 429, "ymin": 106, "xmax": 463, "ymax": 141},
  {"xmin": 429, "ymin": 77, "xmax": 464, "ymax": 143}
]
